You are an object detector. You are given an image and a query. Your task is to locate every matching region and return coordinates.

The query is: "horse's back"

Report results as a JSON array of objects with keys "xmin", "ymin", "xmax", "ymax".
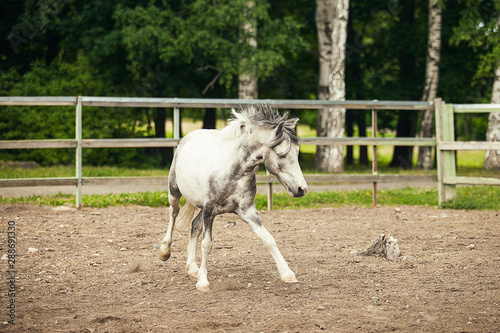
[
  {"xmin": 174, "ymin": 129, "xmax": 227, "ymax": 164},
  {"xmin": 170, "ymin": 129, "xmax": 237, "ymax": 206}
]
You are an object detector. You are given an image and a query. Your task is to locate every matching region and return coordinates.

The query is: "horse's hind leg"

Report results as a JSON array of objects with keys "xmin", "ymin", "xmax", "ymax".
[
  {"xmin": 239, "ymin": 207, "xmax": 298, "ymax": 283},
  {"xmin": 196, "ymin": 207, "xmax": 215, "ymax": 292},
  {"xmin": 186, "ymin": 210, "xmax": 202, "ymax": 277},
  {"xmin": 159, "ymin": 192, "xmax": 180, "ymax": 261}
]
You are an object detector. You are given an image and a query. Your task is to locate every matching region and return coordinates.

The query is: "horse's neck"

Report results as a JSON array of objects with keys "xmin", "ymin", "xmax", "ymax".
[{"xmin": 237, "ymin": 136, "xmax": 266, "ymax": 174}]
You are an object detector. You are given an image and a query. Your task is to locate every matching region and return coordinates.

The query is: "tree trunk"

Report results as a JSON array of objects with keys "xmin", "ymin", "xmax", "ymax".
[
  {"xmin": 346, "ymin": 10, "xmax": 367, "ymax": 166},
  {"xmin": 238, "ymin": 1, "xmax": 258, "ymax": 100},
  {"xmin": 346, "ymin": 110, "xmax": 354, "ymax": 165},
  {"xmin": 203, "ymin": 108, "xmax": 217, "ymax": 129},
  {"xmin": 417, "ymin": 0, "xmax": 442, "ymax": 170},
  {"xmin": 390, "ymin": 112, "xmax": 417, "ymax": 168},
  {"xmin": 315, "ymin": 0, "xmax": 349, "ymax": 173},
  {"xmin": 390, "ymin": 1, "xmax": 417, "ymax": 169},
  {"xmin": 315, "ymin": 0, "xmax": 333, "ymax": 102},
  {"xmin": 155, "ymin": 108, "xmax": 167, "ymax": 139},
  {"xmin": 239, "ymin": 72, "xmax": 258, "ymax": 99},
  {"xmin": 484, "ymin": 63, "xmax": 500, "ymax": 170},
  {"xmin": 357, "ymin": 111, "xmax": 368, "ymax": 165},
  {"xmin": 154, "ymin": 107, "xmax": 168, "ymax": 167}
]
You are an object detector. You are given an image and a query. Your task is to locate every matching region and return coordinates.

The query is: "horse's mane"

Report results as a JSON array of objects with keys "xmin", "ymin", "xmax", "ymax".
[{"xmin": 221, "ymin": 105, "xmax": 299, "ymax": 147}]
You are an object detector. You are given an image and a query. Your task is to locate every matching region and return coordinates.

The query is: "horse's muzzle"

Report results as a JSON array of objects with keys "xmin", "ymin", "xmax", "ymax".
[{"xmin": 290, "ymin": 185, "xmax": 307, "ymax": 198}]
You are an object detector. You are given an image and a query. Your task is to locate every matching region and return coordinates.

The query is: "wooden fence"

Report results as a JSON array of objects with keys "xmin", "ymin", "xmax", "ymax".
[
  {"xmin": 0, "ymin": 96, "xmax": 498, "ymax": 208},
  {"xmin": 435, "ymin": 100, "xmax": 500, "ymax": 204}
]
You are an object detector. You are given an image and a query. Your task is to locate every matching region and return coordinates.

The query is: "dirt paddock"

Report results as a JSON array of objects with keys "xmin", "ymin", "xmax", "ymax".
[{"xmin": 0, "ymin": 204, "xmax": 498, "ymax": 332}]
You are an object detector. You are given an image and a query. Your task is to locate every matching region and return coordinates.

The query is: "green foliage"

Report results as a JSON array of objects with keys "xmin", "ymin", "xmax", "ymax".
[
  {"xmin": 0, "ymin": 54, "xmax": 165, "ymax": 166},
  {"xmin": 113, "ymin": 0, "xmax": 305, "ymax": 94},
  {"xmin": 455, "ymin": 113, "xmax": 489, "ymax": 141},
  {"xmin": 0, "ymin": 0, "xmax": 498, "ymax": 168},
  {"xmin": 449, "ymin": 0, "xmax": 500, "ymax": 101}
]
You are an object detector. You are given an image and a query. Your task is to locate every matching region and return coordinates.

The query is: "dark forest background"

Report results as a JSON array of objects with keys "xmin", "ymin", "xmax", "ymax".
[{"xmin": 0, "ymin": 0, "xmax": 497, "ymax": 168}]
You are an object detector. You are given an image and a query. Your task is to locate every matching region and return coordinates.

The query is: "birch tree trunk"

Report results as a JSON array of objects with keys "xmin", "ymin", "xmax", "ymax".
[
  {"xmin": 484, "ymin": 63, "xmax": 500, "ymax": 170},
  {"xmin": 315, "ymin": 0, "xmax": 349, "ymax": 173},
  {"xmin": 238, "ymin": 1, "xmax": 258, "ymax": 100},
  {"xmin": 417, "ymin": 0, "xmax": 442, "ymax": 170},
  {"xmin": 315, "ymin": 0, "xmax": 333, "ymax": 102}
]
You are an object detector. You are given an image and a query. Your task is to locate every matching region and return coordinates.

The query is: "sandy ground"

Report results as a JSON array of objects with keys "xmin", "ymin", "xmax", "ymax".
[{"xmin": 0, "ymin": 203, "xmax": 498, "ymax": 332}]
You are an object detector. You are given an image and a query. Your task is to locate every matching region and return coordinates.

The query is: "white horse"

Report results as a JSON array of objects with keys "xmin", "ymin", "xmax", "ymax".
[{"xmin": 159, "ymin": 105, "xmax": 308, "ymax": 291}]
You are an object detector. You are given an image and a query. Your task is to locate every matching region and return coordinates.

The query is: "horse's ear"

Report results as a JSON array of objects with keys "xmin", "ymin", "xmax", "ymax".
[{"xmin": 274, "ymin": 121, "xmax": 285, "ymax": 136}]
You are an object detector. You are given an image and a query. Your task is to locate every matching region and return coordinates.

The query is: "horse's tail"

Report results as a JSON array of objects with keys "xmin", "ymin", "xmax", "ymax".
[{"xmin": 173, "ymin": 202, "xmax": 197, "ymax": 232}]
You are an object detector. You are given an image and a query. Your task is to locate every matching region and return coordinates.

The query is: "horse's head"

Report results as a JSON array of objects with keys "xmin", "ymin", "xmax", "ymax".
[
  {"xmin": 263, "ymin": 117, "xmax": 308, "ymax": 198},
  {"xmin": 227, "ymin": 105, "xmax": 308, "ymax": 198}
]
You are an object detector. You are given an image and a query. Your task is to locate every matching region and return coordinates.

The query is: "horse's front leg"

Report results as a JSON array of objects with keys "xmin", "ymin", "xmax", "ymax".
[
  {"xmin": 196, "ymin": 208, "xmax": 215, "ymax": 292},
  {"xmin": 159, "ymin": 193, "xmax": 180, "ymax": 261},
  {"xmin": 239, "ymin": 206, "xmax": 298, "ymax": 283}
]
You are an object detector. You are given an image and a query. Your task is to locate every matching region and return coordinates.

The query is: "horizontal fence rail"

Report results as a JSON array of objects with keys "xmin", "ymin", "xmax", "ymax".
[
  {"xmin": 301, "ymin": 137, "xmax": 436, "ymax": 146},
  {"xmin": 0, "ymin": 138, "xmax": 437, "ymax": 149},
  {"xmin": 0, "ymin": 96, "xmax": 77, "ymax": 106},
  {"xmin": 0, "ymin": 174, "xmax": 439, "ymax": 188},
  {"xmin": 0, "ymin": 139, "xmax": 181, "ymax": 149},
  {"xmin": 439, "ymin": 141, "xmax": 500, "ymax": 151},
  {"xmin": 452, "ymin": 104, "xmax": 500, "ymax": 113},
  {"xmin": 78, "ymin": 96, "xmax": 434, "ymax": 110},
  {"xmin": 1, "ymin": 96, "xmax": 499, "ymax": 208}
]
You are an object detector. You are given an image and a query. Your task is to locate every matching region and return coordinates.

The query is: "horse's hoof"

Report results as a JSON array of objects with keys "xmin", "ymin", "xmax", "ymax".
[
  {"xmin": 196, "ymin": 283, "xmax": 210, "ymax": 292},
  {"xmin": 283, "ymin": 275, "xmax": 299, "ymax": 283},
  {"xmin": 187, "ymin": 269, "xmax": 199, "ymax": 278},
  {"xmin": 159, "ymin": 250, "xmax": 171, "ymax": 261}
]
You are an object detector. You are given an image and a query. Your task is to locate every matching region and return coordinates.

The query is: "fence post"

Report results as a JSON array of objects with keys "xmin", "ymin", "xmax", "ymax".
[
  {"xmin": 372, "ymin": 109, "xmax": 378, "ymax": 207},
  {"xmin": 435, "ymin": 99, "xmax": 457, "ymax": 204},
  {"xmin": 173, "ymin": 107, "xmax": 180, "ymax": 140},
  {"xmin": 75, "ymin": 96, "xmax": 83, "ymax": 209},
  {"xmin": 267, "ymin": 171, "xmax": 273, "ymax": 211}
]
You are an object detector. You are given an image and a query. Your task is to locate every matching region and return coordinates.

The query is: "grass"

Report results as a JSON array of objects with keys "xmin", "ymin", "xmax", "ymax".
[
  {"xmin": 259, "ymin": 186, "xmax": 500, "ymax": 210},
  {"xmin": 1, "ymin": 186, "xmax": 499, "ymax": 210},
  {"xmin": 440, "ymin": 186, "xmax": 500, "ymax": 210},
  {"xmin": 0, "ymin": 192, "xmax": 174, "ymax": 208}
]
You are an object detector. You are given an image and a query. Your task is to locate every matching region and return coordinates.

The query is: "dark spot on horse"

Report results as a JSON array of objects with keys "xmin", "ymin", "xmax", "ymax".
[
  {"xmin": 247, "ymin": 175, "xmax": 256, "ymax": 193},
  {"xmin": 237, "ymin": 176, "xmax": 257, "ymax": 210},
  {"xmin": 239, "ymin": 142, "xmax": 260, "ymax": 161},
  {"xmin": 240, "ymin": 146, "xmax": 252, "ymax": 161},
  {"xmin": 208, "ymin": 175, "xmax": 237, "ymax": 210},
  {"xmin": 168, "ymin": 169, "xmax": 181, "ymax": 197},
  {"xmin": 208, "ymin": 176, "xmax": 220, "ymax": 197},
  {"xmin": 229, "ymin": 163, "xmax": 242, "ymax": 179},
  {"xmin": 202, "ymin": 204, "xmax": 215, "ymax": 235},
  {"xmin": 190, "ymin": 211, "xmax": 203, "ymax": 238}
]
